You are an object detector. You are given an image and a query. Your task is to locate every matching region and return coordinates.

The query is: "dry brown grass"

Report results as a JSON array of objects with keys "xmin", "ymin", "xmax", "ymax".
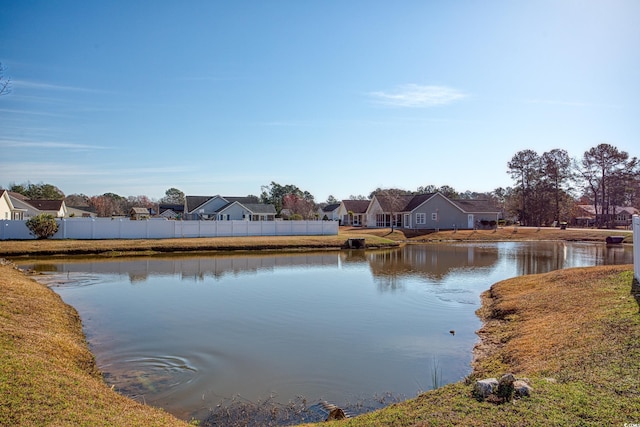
[
  {"xmin": 474, "ymin": 265, "xmax": 637, "ymax": 379},
  {"xmin": 0, "ymin": 229, "xmax": 399, "ymax": 257},
  {"xmin": 0, "ymin": 262, "xmax": 189, "ymax": 427},
  {"xmin": 402, "ymin": 226, "xmax": 633, "ymax": 243}
]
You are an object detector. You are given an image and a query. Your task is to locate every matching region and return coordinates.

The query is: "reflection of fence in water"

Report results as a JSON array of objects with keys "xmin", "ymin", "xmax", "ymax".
[{"xmin": 19, "ymin": 252, "xmax": 343, "ymax": 283}]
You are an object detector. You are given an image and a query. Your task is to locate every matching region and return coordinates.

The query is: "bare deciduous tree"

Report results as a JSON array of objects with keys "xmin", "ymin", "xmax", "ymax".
[{"xmin": 578, "ymin": 143, "xmax": 638, "ymax": 228}]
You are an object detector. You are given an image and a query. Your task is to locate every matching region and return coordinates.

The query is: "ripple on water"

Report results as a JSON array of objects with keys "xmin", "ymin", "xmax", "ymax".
[{"xmin": 103, "ymin": 354, "xmax": 198, "ymax": 397}]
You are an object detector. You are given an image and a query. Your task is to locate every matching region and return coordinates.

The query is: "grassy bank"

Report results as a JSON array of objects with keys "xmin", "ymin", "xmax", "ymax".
[
  {"xmin": 300, "ymin": 265, "xmax": 639, "ymax": 426},
  {"xmin": 0, "ymin": 261, "xmax": 189, "ymax": 426},
  {"xmin": 0, "ymin": 226, "xmax": 632, "ymax": 257}
]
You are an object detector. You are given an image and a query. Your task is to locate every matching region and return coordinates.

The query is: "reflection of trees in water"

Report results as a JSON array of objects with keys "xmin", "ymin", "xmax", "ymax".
[
  {"xmin": 26, "ymin": 252, "xmax": 342, "ymax": 284},
  {"xmin": 128, "ymin": 273, "xmax": 149, "ymax": 283},
  {"xmin": 341, "ymin": 249, "xmax": 368, "ymax": 264},
  {"xmin": 367, "ymin": 245, "xmax": 500, "ymax": 284},
  {"xmin": 511, "ymin": 242, "xmax": 634, "ymax": 276},
  {"xmin": 513, "ymin": 242, "xmax": 566, "ymax": 276}
]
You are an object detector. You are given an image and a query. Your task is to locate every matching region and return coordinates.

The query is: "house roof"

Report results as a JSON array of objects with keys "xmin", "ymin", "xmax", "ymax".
[
  {"xmin": 8, "ymin": 191, "xmax": 29, "ymax": 201},
  {"xmin": 242, "ymin": 203, "xmax": 277, "ymax": 214},
  {"xmin": 576, "ymin": 205, "xmax": 639, "ymax": 215},
  {"xmin": 404, "ymin": 193, "xmax": 436, "ymax": 211},
  {"xmin": 185, "ymin": 195, "xmax": 261, "ymax": 213},
  {"xmin": 67, "ymin": 207, "xmax": 96, "ymax": 217},
  {"xmin": 373, "ymin": 194, "xmax": 414, "ymax": 212},
  {"xmin": 369, "ymin": 192, "xmax": 499, "ymax": 214},
  {"xmin": 24, "ymin": 199, "xmax": 65, "ymax": 211},
  {"xmin": 322, "ymin": 203, "xmax": 340, "ymax": 212},
  {"xmin": 342, "ymin": 200, "xmax": 370, "ymax": 214},
  {"xmin": 185, "ymin": 196, "xmax": 214, "ymax": 212},
  {"xmin": 449, "ymin": 199, "xmax": 499, "ymax": 213},
  {"xmin": 159, "ymin": 203, "xmax": 184, "ymax": 213},
  {"xmin": 130, "ymin": 207, "xmax": 150, "ymax": 214}
]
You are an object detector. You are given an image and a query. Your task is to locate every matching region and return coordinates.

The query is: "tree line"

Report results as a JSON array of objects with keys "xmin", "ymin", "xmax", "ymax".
[
  {"xmin": 4, "ymin": 142, "xmax": 638, "ymax": 227},
  {"xmin": 507, "ymin": 143, "xmax": 638, "ymax": 227}
]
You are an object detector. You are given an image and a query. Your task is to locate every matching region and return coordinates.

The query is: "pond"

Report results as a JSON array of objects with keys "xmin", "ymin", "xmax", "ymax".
[{"xmin": 18, "ymin": 241, "xmax": 633, "ymax": 422}]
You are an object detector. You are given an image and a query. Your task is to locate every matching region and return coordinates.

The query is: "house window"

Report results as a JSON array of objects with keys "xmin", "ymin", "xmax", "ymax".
[
  {"xmin": 416, "ymin": 213, "xmax": 426, "ymax": 224},
  {"xmin": 393, "ymin": 214, "xmax": 402, "ymax": 228},
  {"xmin": 431, "ymin": 212, "xmax": 438, "ymax": 221},
  {"xmin": 376, "ymin": 214, "xmax": 390, "ymax": 227}
]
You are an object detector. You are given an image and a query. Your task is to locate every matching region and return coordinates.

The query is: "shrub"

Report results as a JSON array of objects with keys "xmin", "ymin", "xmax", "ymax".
[{"xmin": 26, "ymin": 214, "xmax": 59, "ymax": 239}]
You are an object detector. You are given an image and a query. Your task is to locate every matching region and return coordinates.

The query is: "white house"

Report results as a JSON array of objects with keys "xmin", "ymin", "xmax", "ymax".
[
  {"xmin": 184, "ymin": 195, "xmax": 276, "ymax": 221},
  {"xmin": 1, "ymin": 191, "xmax": 67, "ymax": 219},
  {"xmin": 0, "ymin": 190, "xmax": 27, "ymax": 220},
  {"xmin": 337, "ymin": 199, "xmax": 371, "ymax": 226},
  {"xmin": 318, "ymin": 203, "xmax": 341, "ymax": 221}
]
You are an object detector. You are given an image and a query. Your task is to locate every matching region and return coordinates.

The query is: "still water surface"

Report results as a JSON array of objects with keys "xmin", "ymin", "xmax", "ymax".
[{"xmin": 20, "ymin": 241, "xmax": 633, "ymax": 420}]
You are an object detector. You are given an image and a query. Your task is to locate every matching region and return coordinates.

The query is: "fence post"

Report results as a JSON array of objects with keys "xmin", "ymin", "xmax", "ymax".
[{"xmin": 633, "ymin": 215, "xmax": 639, "ymax": 283}]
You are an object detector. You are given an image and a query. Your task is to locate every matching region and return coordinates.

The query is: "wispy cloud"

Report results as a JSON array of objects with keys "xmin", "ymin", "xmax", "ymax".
[
  {"xmin": 12, "ymin": 79, "xmax": 104, "ymax": 93},
  {"xmin": 0, "ymin": 139, "xmax": 110, "ymax": 150},
  {"xmin": 0, "ymin": 162, "xmax": 190, "ymax": 187},
  {"xmin": 368, "ymin": 84, "xmax": 468, "ymax": 107}
]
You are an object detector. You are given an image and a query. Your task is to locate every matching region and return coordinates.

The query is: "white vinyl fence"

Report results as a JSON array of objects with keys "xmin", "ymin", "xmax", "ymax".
[
  {"xmin": 0, "ymin": 218, "xmax": 338, "ymax": 240},
  {"xmin": 633, "ymin": 215, "xmax": 639, "ymax": 283}
]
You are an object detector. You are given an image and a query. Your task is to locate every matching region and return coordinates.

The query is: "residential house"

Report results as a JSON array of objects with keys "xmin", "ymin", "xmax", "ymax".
[
  {"xmin": 1, "ymin": 191, "xmax": 69, "ymax": 219},
  {"xmin": 366, "ymin": 194, "xmax": 416, "ymax": 228},
  {"xmin": 7, "ymin": 192, "xmax": 68, "ymax": 219},
  {"xmin": 337, "ymin": 200, "xmax": 371, "ymax": 226},
  {"xmin": 25, "ymin": 199, "xmax": 67, "ymax": 218},
  {"xmin": 574, "ymin": 204, "xmax": 639, "ymax": 228},
  {"xmin": 184, "ymin": 195, "xmax": 276, "ymax": 221},
  {"xmin": 366, "ymin": 192, "xmax": 500, "ymax": 230},
  {"xmin": 159, "ymin": 203, "xmax": 185, "ymax": 220},
  {"xmin": 66, "ymin": 207, "xmax": 97, "ymax": 218},
  {"xmin": 130, "ymin": 207, "xmax": 151, "ymax": 220},
  {"xmin": 318, "ymin": 203, "xmax": 340, "ymax": 221},
  {"xmin": 0, "ymin": 190, "xmax": 27, "ymax": 220}
]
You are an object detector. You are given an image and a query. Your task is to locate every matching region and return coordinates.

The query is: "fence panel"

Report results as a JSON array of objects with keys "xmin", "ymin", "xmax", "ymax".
[{"xmin": 0, "ymin": 219, "xmax": 338, "ymax": 240}]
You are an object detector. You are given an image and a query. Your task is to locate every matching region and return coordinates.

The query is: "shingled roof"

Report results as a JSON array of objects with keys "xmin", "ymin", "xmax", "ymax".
[
  {"xmin": 185, "ymin": 196, "xmax": 214, "ymax": 213},
  {"xmin": 341, "ymin": 200, "xmax": 370, "ymax": 214},
  {"xmin": 24, "ymin": 199, "xmax": 65, "ymax": 211},
  {"xmin": 185, "ymin": 195, "xmax": 273, "ymax": 215},
  {"xmin": 449, "ymin": 199, "xmax": 499, "ymax": 213}
]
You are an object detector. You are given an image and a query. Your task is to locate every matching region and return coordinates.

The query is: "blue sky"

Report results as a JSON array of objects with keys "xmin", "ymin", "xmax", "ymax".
[{"xmin": 1, "ymin": 1, "xmax": 638, "ymax": 202}]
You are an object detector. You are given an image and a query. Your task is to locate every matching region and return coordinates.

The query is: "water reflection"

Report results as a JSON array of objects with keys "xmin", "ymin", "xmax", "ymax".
[
  {"xmin": 29, "ymin": 242, "xmax": 633, "ymax": 286},
  {"xmin": 34, "ymin": 252, "xmax": 342, "ymax": 284},
  {"xmin": 368, "ymin": 245, "xmax": 500, "ymax": 291},
  {"xmin": 18, "ymin": 242, "xmax": 634, "ymax": 421}
]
